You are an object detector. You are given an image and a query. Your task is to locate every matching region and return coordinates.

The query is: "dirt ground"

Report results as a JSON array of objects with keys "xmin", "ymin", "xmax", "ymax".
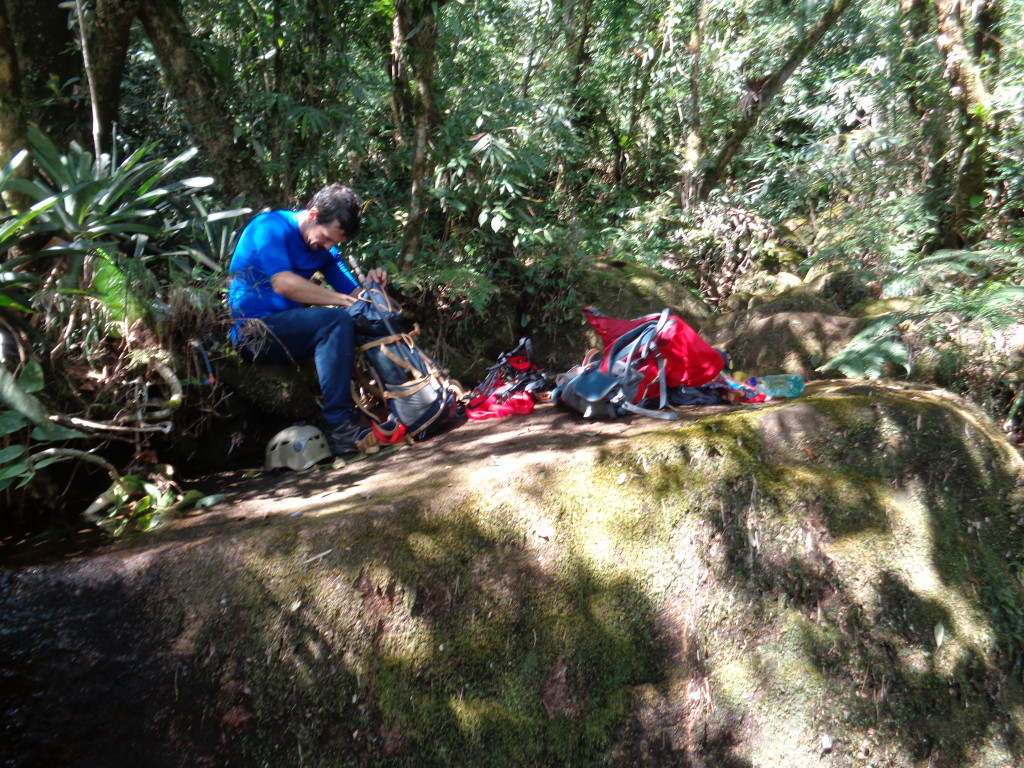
[{"xmin": 3, "ymin": 400, "xmax": 728, "ymax": 563}]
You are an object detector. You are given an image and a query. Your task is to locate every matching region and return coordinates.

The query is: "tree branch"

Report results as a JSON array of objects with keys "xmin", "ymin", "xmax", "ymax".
[{"xmin": 698, "ymin": 0, "xmax": 855, "ymax": 198}]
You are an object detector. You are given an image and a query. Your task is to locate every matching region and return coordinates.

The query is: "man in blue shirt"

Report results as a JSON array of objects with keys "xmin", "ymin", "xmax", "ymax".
[{"xmin": 227, "ymin": 183, "xmax": 386, "ymax": 456}]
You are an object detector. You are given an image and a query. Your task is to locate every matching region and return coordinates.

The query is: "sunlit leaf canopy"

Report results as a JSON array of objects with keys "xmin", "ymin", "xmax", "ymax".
[{"xmin": 77, "ymin": 0, "xmax": 1016, "ymax": 273}]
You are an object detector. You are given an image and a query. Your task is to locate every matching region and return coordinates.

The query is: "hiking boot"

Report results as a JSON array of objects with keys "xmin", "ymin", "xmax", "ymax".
[{"xmin": 326, "ymin": 420, "xmax": 374, "ymax": 456}]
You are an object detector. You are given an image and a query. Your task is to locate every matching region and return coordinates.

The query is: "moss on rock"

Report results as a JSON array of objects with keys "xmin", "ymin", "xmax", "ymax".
[
  {"xmin": 3, "ymin": 382, "xmax": 1023, "ymax": 767},
  {"xmin": 704, "ymin": 310, "xmax": 861, "ymax": 379}
]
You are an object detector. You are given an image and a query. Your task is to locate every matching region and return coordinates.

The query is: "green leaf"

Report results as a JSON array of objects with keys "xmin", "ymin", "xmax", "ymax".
[
  {"xmin": 0, "ymin": 367, "xmax": 82, "ymax": 441},
  {"xmin": 0, "ymin": 444, "xmax": 27, "ymax": 463},
  {"xmin": 137, "ymin": 146, "xmax": 199, "ymax": 195},
  {"xmin": 0, "ymin": 294, "xmax": 33, "ymax": 312},
  {"xmin": 27, "ymin": 453, "xmax": 69, "ymax": 470},
  {"xmin": 170, "ymin": 176, "xmax": 213, "ymax": 189},
  {"xmin": 0, "ymin": 460, "xmax": 29, "ymax": 481},
  {"xmin": 18, "ymin": 359, "xmax": 45, "ymax": 394},
  {"xmin": 174, "ymin": 489, "xmax": 208, "ymax": 509},
  {"xmin": 0, "ymin": 148, "xmax": 29, "ymax": 188},
  {"xmin": 0, "ymin": 472, "xmax": 28, "ymax": 493},
  {"xmin": 194, "ymin": 493, "xmax": 227, "ymax": 508},
  {"xmin": 120, "ymin": 474, "xmax": 146, "ymax": 494},
  {"xmin": 0, "ymin": 410, "xmax": 29, "ymax": 436},
  {"xmin": 29, "ymin": 424, "xmax": 81, "ymax": 441},
  {"xmin": 206, "ymin": 208, "xmax": 252, "ymax": 223},
  {"xmin": 26, "ymin": 127, "xmax": 73, "ymax": 188}
]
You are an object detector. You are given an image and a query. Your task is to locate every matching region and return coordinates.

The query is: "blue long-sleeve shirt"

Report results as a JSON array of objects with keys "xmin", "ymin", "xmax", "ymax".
[{"xmin": 226, "ymin": 210, "xmax": 358, "ymax": 345}]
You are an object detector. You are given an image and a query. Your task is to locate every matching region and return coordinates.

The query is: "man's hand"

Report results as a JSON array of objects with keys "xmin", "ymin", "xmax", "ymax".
[{"xmin": 365, "ymin": 268, "xmax": 388, "ymax": 287}]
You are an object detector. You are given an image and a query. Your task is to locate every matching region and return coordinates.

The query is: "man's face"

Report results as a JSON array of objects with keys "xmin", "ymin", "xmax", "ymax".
[{"xmin": 302, "ymin": 208, "xmax": 349, "ymax": 251}]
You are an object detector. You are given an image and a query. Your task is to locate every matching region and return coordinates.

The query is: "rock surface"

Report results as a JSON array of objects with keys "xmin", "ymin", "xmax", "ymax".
[{"xmin": 2, "ymin": 381, "xmax": 1023, "ymax": 768}]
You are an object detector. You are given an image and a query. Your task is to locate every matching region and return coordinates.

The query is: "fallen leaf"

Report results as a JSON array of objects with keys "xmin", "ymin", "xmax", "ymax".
[{"xmin": 540, "ymin": 655, "xmax": 572, "ymax": 718}]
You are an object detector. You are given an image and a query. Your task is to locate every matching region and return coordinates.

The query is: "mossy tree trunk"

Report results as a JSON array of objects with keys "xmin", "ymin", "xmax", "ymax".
[
  {"xmin": 3, "ymin": 0, "xmax": 83, "ymax": 147},
  {"xmin": 86, "ymin": 0, "xmax": 142, "ymax": 156},
  {"xmin": 897, "ymin": 0, "xmax": 949, "ymax": 249},
  {"xmin": 933, "ymin": 0, "xmax": 997, "ymax": 246},
  {"xmin": 394, "ymin": 0, "xmax": 447, "ymax": 265},
  {"xmin": 138, "ymin": 0, "xmax": 264, "ymax": 205},
  {"xmin": 0, "ymin": 0, "xmax": 26, "ymax": 204},
  {"xmin": 679, "ymin": 0, "xmax": 708, "ymax": 209},
  {"xmin": 5, "ymin": 0, "xmax": 264, "ymax": 204},
  {"xmin": 388, "ymin": 7, "xmax": 414, "ymax": 147}
]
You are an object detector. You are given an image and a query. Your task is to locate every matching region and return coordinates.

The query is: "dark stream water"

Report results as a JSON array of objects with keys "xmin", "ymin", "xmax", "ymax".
[{"xmin": 0, "ymin": 566, "xmax": 222, "ymax": 767}]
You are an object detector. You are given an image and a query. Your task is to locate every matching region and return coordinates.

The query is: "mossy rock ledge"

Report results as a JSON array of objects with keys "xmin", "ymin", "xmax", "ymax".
[{"xmin": 3, "ymin": 381, "xmax": 1024, "ymax": 767}]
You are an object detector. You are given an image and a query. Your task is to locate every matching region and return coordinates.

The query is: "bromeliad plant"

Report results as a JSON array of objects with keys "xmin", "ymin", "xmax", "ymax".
[{"xmin": 3, "ymin": 127, "xmax": 218, "ymax": 350}]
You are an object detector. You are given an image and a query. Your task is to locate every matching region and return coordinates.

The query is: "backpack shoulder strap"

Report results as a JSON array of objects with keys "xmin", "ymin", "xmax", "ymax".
[{"xmin": 619, "ymin": 399, "xmax": 678, "ymax": 420}]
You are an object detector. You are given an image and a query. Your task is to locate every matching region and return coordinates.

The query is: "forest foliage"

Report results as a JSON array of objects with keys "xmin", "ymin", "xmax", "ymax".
[{"xmin": 1, "ymin": 0, "xmax": 1023, "ymax": 527}]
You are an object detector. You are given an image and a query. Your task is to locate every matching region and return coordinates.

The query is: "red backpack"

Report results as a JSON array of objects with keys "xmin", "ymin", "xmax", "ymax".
[{"xmin": 554, "ymin": 307, "xmax": 723, "ymax": 419}]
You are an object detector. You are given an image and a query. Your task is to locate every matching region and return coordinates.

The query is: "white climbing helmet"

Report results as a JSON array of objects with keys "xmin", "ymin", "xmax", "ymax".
[{"xmin": 264, "ymin": 425, "xmax": 332, "ymax": 471}]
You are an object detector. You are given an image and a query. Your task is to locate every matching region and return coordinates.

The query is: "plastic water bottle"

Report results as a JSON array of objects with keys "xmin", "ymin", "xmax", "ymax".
[{"xmin": 751, "ymin": 374, "xmax": 805, "ymax": 398}]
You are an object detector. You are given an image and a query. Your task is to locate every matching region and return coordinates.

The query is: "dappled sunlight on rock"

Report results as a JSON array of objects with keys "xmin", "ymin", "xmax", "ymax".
[{"xmin": 3, "ymin": 382, "xmax": 1023, "ymax": 766}]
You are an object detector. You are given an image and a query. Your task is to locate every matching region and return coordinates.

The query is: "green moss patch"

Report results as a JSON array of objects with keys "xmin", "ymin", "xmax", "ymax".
[{"xmin": 4, "ymin": 381, "xmax": 1024, "ymax": 766}]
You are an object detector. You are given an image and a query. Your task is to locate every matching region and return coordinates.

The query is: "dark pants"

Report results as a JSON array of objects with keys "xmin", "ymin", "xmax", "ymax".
[{"xmin": 238, "ymin": 307, "xmax": 356, "ymax": 427}]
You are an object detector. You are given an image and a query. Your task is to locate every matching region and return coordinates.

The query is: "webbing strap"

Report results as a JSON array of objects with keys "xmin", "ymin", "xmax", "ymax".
[
  {"xmin": 607, "ymin": 386, "xmax": 678, "ymax": 421},
  {"xmin": 353, "ymin": 286, "xmax": 402, "ymax": 315},
  {"xmin": 357, "ymin": 323, "xmax": 421, "ymax": 352},
  {"xmin": 656, "ymin": 355, "xmax": 668, "ymax": 410},
  {"xmin": 381, "ymin": 343, "xmax": 420, "ymax": 374}
]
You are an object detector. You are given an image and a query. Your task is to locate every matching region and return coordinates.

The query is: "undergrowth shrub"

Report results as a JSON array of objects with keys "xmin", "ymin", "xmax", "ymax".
[{"xmin": 0, "ymin": 131, "xmax": 245, "ymax": 529}]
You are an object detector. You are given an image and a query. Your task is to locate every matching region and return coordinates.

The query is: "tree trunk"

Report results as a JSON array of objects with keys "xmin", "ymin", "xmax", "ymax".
[
  {"xmin": 138, "ymin": 0, "xmax": 264, "ymax": 204},
  {"xmin": 933, "ymin": 0, "xmax": 994, "ymax": 245},
  {"xmin": 395, "ymin": 0, "xmax": 446, "ymax": 264},
  {"xmin": 0, "ymin": 0, "xmax": 27, "ymax": 209},
  {"xmin": 388, "ymin": 8, "xmax": 414, "ymax": 146},
  {"xmin": 679, "ymin": 0, "xmax": 708, "ymax": 208},
  {"xmin": 4, "ymin": 0, "xmax": 84, "ymax": 145},
  {"xmin": 697, "ymin": 0, "xmax": 854, "ymax": 198}
]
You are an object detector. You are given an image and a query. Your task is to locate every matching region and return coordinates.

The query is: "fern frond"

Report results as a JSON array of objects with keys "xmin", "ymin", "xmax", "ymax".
[
  {"xmin": 396, "ymin": 265, "xmax": 499, "ymax": 314},
  {"xmin": 818, "ymin": 314, "xmax": 912, "ymax": 379}
]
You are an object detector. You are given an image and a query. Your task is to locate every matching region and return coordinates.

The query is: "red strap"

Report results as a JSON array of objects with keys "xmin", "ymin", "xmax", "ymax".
[{"xmin": 371, "ymin": 421, "xmax": 408, "ymax": 444}]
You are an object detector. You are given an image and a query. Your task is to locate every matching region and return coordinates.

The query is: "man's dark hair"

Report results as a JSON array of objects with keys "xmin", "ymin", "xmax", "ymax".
[{"xmin": 308, "ymin": 183, "xmax": 362, "ymax": 239}]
